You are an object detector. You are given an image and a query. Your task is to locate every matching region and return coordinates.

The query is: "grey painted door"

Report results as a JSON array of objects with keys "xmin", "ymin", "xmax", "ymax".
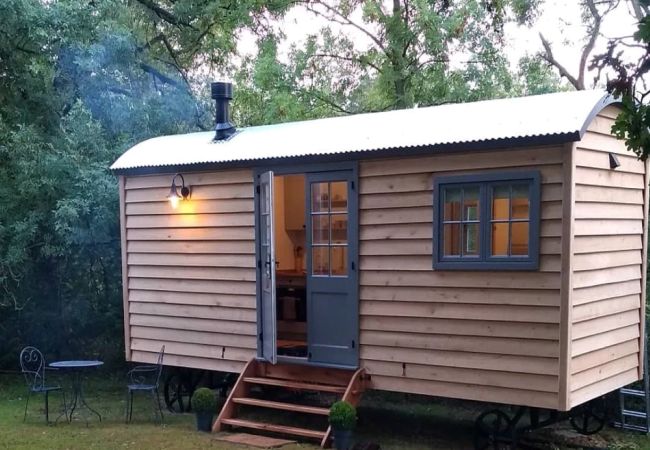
[
  {"xmin": 259, "ymin": 171, "xmax": 277, "ymax": 364},
  {"xmin": 306, "ymin": 171, "xmax": 358, "ymax": 368}
]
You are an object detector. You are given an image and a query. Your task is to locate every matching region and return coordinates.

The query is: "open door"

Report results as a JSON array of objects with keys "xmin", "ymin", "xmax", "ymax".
[
  {"xmin": 306, "ymin": 171, "xmax": 358, "ymax": 368},
  {"xmin": 259, "ymin": 171, "xmax": 277, "ymax": 364}
]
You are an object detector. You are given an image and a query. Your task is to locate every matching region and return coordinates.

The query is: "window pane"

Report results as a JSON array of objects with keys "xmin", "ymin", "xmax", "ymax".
[
  {"xmin": 312, "ymin": 215, "xmax": 329, "ymax": 244},
  {"xmin": 491, "ymin": 223, "xmax": 509, "ymax": 256},
  {"xmin": 511, "ymin": 222, "xmax": 529, "ymax": 256},
  {"xmin": 311, "ymin": 182, "xmax": 329, "ymax": 213},
  {"xmin": 443, "ymin": 223, "xmax": 461, "ymax": 256},
  {"xmin": 331, "ymin": 247, "xmax": 348, "ymax": 276},
  {"xmin": 512, "ymin": 184, "xmax": 530, "ymax": 220},
  {"xmin": 463, "ymin": 223, "xmax": 480, "ymax": 256},
  {"xmin": 443, "ymin": 188, "xmax": 462, "ymax": 221},
  {"xmin": 261, "ymin": 214, "xmax": 269, "ymax": 245},
  {"xmin": 331, "ymin": 214, "xmax": 348, "ymax": 244},
  {"xmin": 492, "ymin": 186, "xmax": 510, "ymax": 220},
  {"xmin": 463, "ymin": 187, "xmax": 480, "ymax": 221},
  {"xmin": 330, "ymin": 182, "xmax": 348, "ymax": 212},
  {"xmin": 312, "ymin": 247, "xmax": 329, "ymax": 275}
]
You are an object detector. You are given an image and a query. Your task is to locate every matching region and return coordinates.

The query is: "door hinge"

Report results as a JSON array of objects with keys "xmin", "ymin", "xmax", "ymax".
[
  {"xmin": 351, "ymin": 340, "xmax": 355, "ymax": 349},
  {"xmin": 258, "ymin": 332, "xmax": 263, "ymax": 343},
  {"xmin": 351, "ymin": 180, "xmax": 355, "ymax": 190},
  {"xmin": 256, "ymin": 185, "xmax": 260, "ymax": 194},
  {"xmin": 351, "ymin": 261, "xmax": 356, "ymax": 271},
  {"xmin": 257, "ymin": 259, "xmax": 262, "ymax": 269}
]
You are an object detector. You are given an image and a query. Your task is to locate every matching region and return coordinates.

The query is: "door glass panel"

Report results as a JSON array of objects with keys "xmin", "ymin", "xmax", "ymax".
[
  {"xmin": 443, "ymin": 223, "xmax": 461, "ymax": 256},
  {"xmin": 312, "ymin": 247, "xmax": 329, "ymax": 276},
  {"xmin": 330, "ymin": 182, "xmax": 348, "ymax": 212},
  {"xmin": 331, "ymin": 246, "xmax": 348, "ymax": 276},
  {"xmin": 491, "ymin": 223, "xmax": 509, "ymax": 256},
  {"xmin": 312, "ymin": 215, "xmax": 329, "ymax": 245},
  {"xmin": 492, "ymin": 186, "xmax": 510, "ymax": 220},
  {"xmin": 331, "ymin": 214, "xmax": 348, "ymax": 244},
  {"xmin": 311, "ymin": 183, "xmax": 329, "ymax": 213}
]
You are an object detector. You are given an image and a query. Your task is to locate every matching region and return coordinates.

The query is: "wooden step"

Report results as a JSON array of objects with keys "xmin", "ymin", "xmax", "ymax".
[
  {"xmin": 221, "ymin": 418, "xmax": 326, "ymax": 440},
  {"xmin": 232, "ymin": 397, "xmax": 329, "ymax": 415},
  {"xmin": 243, "ymin": 377, "xmax": 347, "ymax": 394}
]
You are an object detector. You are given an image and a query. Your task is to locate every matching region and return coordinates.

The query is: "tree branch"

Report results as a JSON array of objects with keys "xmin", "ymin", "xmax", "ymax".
[
  {"xmin": 311, "ymin": 53, "xmax": 383, "ymax": 73},
  {"xmin": 539, "ymin": 32, "xmax": 582, "ymax": 89},
  {"xmin": 139, "ymin": 63, "xmax": 184, "ymax": 89},
  {"xmin": 134, "ymin": 0, "xmax": 195, "ymax": 29}
]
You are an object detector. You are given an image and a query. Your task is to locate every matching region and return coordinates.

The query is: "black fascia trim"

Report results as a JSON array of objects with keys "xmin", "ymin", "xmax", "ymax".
[
  {"xmin": 110, "ymin": 132, "xmax": 578, "ymax": 176},
  {"xmin": 578, "ymin": 94, "xmax": 621, "ymax": 138}
]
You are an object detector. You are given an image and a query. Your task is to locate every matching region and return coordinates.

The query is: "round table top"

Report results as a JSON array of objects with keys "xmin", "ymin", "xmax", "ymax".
[{"xmin": 49, "ymin": 360, "xmax": 104, "ymax": 369}]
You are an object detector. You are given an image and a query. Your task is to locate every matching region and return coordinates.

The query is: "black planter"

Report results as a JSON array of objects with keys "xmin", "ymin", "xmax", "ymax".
[
  {"xmin": 332, "ymin": 428, "xmax": 354, "ymax": 450},
  {"xmin": 195, "ymin": 412, "xmax": 214, "ymax": 432}
]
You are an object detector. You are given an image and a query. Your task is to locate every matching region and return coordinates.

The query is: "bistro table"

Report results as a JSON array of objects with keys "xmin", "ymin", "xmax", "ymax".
[{"xmin": 49, "ymin": 360, "xmax": 104, "ymax": 423}]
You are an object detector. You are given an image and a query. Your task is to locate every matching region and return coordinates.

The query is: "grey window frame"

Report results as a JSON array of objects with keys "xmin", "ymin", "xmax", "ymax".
[{"xmin": 432, "ymin": 170, "xmax": 541, "ymax": 271}]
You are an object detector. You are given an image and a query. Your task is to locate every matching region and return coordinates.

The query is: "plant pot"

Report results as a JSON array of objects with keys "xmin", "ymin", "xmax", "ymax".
[
  {"xmin": 195, "ymin": 411, "xmax": 214, "ymax": 432},
  {"xmin": 332, "ymin": 428, "xmax": 354, "ymax": 450}
]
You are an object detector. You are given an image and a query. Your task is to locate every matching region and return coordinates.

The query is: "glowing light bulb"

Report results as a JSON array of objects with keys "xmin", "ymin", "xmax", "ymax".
[{"xmin": 169, "ymin": 194, "xmax": 180, "ymax": 209}]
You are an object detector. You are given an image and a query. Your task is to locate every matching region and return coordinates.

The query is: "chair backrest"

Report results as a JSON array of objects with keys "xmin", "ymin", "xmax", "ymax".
[
  {"xmin": 19, "ymin": 346, "xmax": 45, "ymax": 390},
  {"xmin": 154, "ymin": 345, "xmax": 165, "ymax": 388}
]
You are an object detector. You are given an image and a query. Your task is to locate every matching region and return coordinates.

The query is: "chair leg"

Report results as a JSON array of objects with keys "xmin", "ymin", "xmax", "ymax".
[
  {"xmin": 23, "ymin": 391, "xmax": 31, "ymax": 423},
  {"xmin": 45, "ymin": 391, "xmax": 49, "ymax": 424},
  {"xmin": 129, "ymin": 391, "xmax": 134, "ymax": 423},
  {"xmin": 61, "ymin": 390, "xmax": 68, "ymax": 422},
  {"xmin": 125, "ymin": 390, "xmax": 129, "ymax": 424}
]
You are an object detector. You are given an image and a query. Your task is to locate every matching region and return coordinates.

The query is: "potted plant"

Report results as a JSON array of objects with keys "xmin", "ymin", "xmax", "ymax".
[
  {"xmin": 329, "ymin": 401, "xmax": 357, "ymax": 450},
  {"xmin": 191, "ymin": 387, "xmax": 217, "ymax": 432}
]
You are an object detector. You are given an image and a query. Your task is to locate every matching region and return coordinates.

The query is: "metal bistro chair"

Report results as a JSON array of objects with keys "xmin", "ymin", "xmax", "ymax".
[
  {"xmin": 19, "ymin": 346, "xmax": 67, "ymax": 423},
  {"xmin": 125, "ymin": 345, "xmax": 165, "ymax": 424}
]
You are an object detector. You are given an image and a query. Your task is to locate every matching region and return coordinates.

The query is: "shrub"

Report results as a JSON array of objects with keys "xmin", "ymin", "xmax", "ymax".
[
  {"xmin": 191, "ymin": 388, "xmax": 217, "ymax": 413},
  {"xmin": 329, "ymin": 401, "xmax": 357, "ymax": 430}
]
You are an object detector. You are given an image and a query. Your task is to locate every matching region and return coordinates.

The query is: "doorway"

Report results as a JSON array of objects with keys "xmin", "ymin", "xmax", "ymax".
[{"xmin": 256, "ymin": 166, "xmax": 359, "ymax": 369}]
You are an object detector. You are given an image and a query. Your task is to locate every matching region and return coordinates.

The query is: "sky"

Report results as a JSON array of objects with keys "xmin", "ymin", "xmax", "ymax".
[{"xmin": 234, "ymin": 0, "xmax": 641, "ymax": 90}]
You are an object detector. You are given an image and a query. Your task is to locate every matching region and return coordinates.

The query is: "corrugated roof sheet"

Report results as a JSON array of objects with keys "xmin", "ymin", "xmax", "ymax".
[{"xmin": 111, "ymin": 90, "xmax": 614, "ymax": 172}]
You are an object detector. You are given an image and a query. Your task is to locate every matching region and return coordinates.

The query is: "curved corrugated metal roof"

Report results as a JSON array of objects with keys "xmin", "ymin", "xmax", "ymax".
[{"xmin": 111, "ymin": 90, "xmax": 615, "ymax": 173}]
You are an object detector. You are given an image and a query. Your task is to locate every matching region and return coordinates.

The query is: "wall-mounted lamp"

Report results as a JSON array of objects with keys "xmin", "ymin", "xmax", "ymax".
[
  {"xmin": 609, "ymin": 153, "xmax": 621, "ymax": 170},
  {"xmin": 167, "ymin": 173, "xmax": 190, "ymax": 209}
]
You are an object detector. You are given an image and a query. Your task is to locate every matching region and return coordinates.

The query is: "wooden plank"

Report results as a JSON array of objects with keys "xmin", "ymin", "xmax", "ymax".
[
  {"xmin": 574, "ymin": 167, "xmax": 645, "ymax": 190},
  {"xmin": 119, "ymin": 176, "xmax": 131, "ymax": 361},
  {"xmin": 573, "ymin": 280, "xmax": 641, "ymax": 306},
  {"xmin": 570, "ymin": 368, "xmax": 638, "ymax": 407},
  {"xmin": 243, "ymin": 377, "xmax": 347, "ymax": 394},
  {"xmin": 232, "ymin": 397, "xmax": 328, "ymax": 415},
  {"xmin": 574, "ymin": 235, "xmax": 642, "ymax": 254},
  {"xmin": 572, "ymin": 339, "xmax": 639, "ymax": 373},
  {"xmin": 125, "ymin": 183, "xmax": 253, "ymax": 203},
  {"xmin": 126, "ymin": 213, "xmax": 254, "ymax": 229},
  {"xmin": 214, "ymin": 359, "xmax": 258, "ymax": 432},
  {"xmin": 360, "ymin": 191, "xmax": 432, "ymax": 209},
  {"xmin": 360, "ymin": 345, "xmax": 558, "ymax": 375},
  {"xmin": 359, "ymin": 147, "xmax": 563, "ymax": 177},
  {"xmin": 128, "ymin": 254, "xmax": 256, "ymax": 270},
  {"xmin": 361, "ymin": 254, "xmax": 561, "ymax": 272},
  {"xmin": 574, "ymin": 202, "xmax": 644, "ymax": 220},
  {"xmin": 360, "ymin": 207, "xmax": 431, "ymax": 225},
  {"xmin": 574, "ymin": 148, "xmax": 645, "ymax": 174},
  {"xmin": 368, "ymin": 375, "xmax": 558, "ymax": 409},
  {"xmin": 360, "ymin": 330, "xmax": 559, "ymax": 357},
  {"xmin": 573, "ymin": 250, "xmax": 642, "ymax": 272},
  {"xmin": 579, "ymin": 130, "xmax": 630, "ymax": 156},
  {"xmin": 558, "ymin": 142, "xmax": 574, "ymax": 411},
  {"xmin": 360, "ymin": 316, "xmax": 559, "ymax": 340},
  {"xmin": 573, "ymin": 219, "xmax": 643, "ymax": 236},
  {"xmin": 129, "ymin": 277, "xmax": 256, "ymax": 295},
  {"xmin": 360, "ymin": 301, "xmax": 559, "ymax": 323},
  {"xmin": 129, "ymin": 301, "xmax": 256, "ymax": 322},
  {"xmin": 221, "ymin": 418, "xmax": 325, "ymax": 440},
  {"xmin": 586, "ymin": 114, "xmax": 617, "ymax": 136},
  {"xmin": 126, "ymin": 198, "xmax": 254, "ymax": 215},
  {"xmin": 322, "ymin": 368, "xmax": 366, "ymax": 447},
  {"xmin": 127, "ymin": 240, "xmax": 255, "ymax": 255},
  {"xmin": 575, "ymin": 185, "xmax": 644, "ymax": 204},
  {"xmin": 572, "ymin": 265, "xmax": 641, "ymax": 289},
  {"xmin": 638, "ymin": 158, "xmax": 649, "ymax": 378},
  {"xmin": 361, "ymin": 270, "xmax": 561, "ymax": 290},
  {"xmin": 363, "ymin": 360, "xmax": 558, "ymax": 393},
  {"xmin": 572, "ymin": 354, "xmax": 639, "ymax": 391},
  {"xmin": 572, "ymin": 310, "xmax": 640, "ymax": 340},
  {"xmin": 131, "ymin": 338, "xmax": 255, "ymax": 362},
  {"xmin": 127, "ymin": 227, "xmax": 254, "ymax": 241},
  {"xmin": 360, "ymin": 237, "xmax": 561, "ymax": 256},
  {"xmin": 260, "ymin": 363, "xmax": 353, "ymax": 387},
  {"xmin": 132, "ymin": 350, "xmax": 246, "ymax": 374},
  {"xmin": 572, "ymin": 326, "xmax": 639, "ymax": 358},
  {"xmin": 597, "ymin": 106, "xmax": 621, "ymax": 120},
  {"xmin": 125, "ymin": 170, "xmax": 252, "ymax": 189},
  {"xmin": 131, "ymin": 326, "xmax": 256, "ymax": 349},
  {"xmin": 129, "ymin": 289, "xmax": 255, "ymax": 308},
  {"xmin": 130, "ymin": 314, "xmax": 256, "ymax": 335},
  {"xmin": 360, "ymin": 286, "xmax": 560, "ymax": 306},
  {"xmin": 572, "ymin": 295, "xmax": 640, "ymax": 323}
]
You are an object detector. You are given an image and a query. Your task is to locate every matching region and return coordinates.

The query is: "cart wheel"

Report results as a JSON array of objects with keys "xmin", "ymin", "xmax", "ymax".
[
  {"xmin": 164, "ymin": 372, "xmax": 191, "ymax": 413},
  {"xmin": 474, "ymin": 409, "xmax": 515, "ymax": 450},
  {"xmin": 569, "ymin": 396, "xmax": 607, "ymax": 435}
]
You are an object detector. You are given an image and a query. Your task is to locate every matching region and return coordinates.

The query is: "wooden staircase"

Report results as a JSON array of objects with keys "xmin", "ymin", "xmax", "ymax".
[{"xmin": 213, "ymin": 359, "xmax": 367, "ymax": 447}]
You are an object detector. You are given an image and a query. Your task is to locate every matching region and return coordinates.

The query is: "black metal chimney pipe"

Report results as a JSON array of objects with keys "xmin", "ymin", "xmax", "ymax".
[{"xmin": 211, "ymin": 81, "xmax": 236, "ymax": 141}]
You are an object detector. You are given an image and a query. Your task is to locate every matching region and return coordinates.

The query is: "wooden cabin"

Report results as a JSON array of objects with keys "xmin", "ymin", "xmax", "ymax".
[{"xmin": 111, "ymin": 88, "xmax": 648, "ymax": 442}]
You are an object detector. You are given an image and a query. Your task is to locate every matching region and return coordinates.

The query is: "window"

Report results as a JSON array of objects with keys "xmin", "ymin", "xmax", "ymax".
[
  {"xmin": 433, "ymin": 171, "xmax": 541, "ymax": 270},
  {"xmin": 310, "ymin": 181, "xmax": 348, "ymax": 277}
]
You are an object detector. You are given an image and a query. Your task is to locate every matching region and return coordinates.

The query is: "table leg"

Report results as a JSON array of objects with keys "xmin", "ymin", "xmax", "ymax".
[{"xmin": 65, "ymin": 370, "xmax": 102, "ymax": 424}]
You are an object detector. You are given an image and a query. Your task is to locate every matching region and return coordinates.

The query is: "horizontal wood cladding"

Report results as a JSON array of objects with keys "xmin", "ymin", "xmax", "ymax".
[
  {"xmin": 358, "ymin": 148, "xmax": 563, "ymax": 408},
  {"xmin": 569, "ymin": 109, "xmax": 645, "ymax": 408},
  {"xmin": 123, "ymin": 169, "xmax": 256, "ymax": 372}
]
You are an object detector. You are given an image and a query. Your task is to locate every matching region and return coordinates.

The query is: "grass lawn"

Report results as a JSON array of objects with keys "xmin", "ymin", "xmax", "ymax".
[{"xmin": 1, "ymin": 370, "xmax": 650, "ymax": 450}]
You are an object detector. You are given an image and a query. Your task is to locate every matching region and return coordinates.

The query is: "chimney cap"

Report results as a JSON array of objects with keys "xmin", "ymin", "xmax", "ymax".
[{"xmin": 211, "ymin": 81, "xmax": 233, "ymax": 100}]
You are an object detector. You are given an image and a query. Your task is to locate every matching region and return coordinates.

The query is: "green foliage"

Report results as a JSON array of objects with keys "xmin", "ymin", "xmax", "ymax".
[
  {"xmin": 191, "ymin": 388, "xmax": 217, "ymax": 413},
  {"xmin": 329, "ymin": 401, "xmax": 357, "ymax": 430}
]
